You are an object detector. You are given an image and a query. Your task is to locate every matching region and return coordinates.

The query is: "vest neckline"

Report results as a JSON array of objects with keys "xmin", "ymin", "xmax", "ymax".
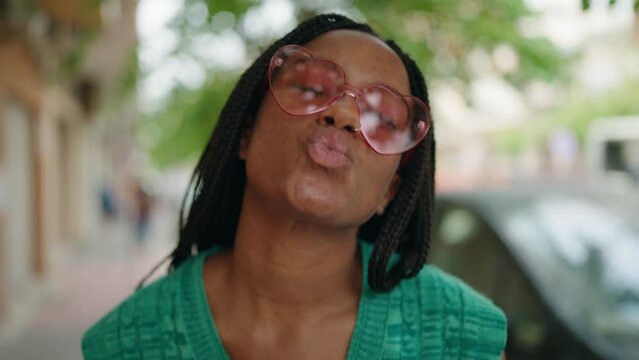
[{"xmin": 178, "ymin": 240, "xmax": 390, "ymax": 359}]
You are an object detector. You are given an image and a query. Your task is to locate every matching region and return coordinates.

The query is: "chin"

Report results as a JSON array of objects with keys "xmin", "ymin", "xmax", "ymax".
[{"xmin": 284, "ymin": 173, "xmax": 352, "ymax": 221}]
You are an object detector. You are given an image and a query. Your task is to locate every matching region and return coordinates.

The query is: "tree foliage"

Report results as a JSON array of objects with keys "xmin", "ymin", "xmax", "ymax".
[
  {"xmin": 137, "ymin": 74, "xmax": 237, "ymax": 166},
  {"xmin": 353, "ymin": 0, "xmax": 564, "ymax": 84}
]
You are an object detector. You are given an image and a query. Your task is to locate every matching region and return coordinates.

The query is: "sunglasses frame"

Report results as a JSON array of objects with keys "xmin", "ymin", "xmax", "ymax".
[{"xmin": 267, "ymin": 44, "xmax": 431, "ymax": 156}]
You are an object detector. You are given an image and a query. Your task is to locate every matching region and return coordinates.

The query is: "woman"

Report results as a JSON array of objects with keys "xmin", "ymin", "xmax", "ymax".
[{"xmin": 83, "ymin": 14, "xmax": 507, "ymax": 359}]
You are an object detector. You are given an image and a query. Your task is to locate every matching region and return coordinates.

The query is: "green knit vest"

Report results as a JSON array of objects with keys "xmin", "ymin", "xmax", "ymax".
[{"xmin": 83, "ymin": 241, "xmax": 507, "ymax": 359}]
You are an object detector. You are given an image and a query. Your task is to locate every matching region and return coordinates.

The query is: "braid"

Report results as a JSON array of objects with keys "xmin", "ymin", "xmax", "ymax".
[
  {"xmin": 362, "ymin": 40, "xmax": 435, "ymax": 292},
  {"xmin": 163, "ymin": 14, "xmax": 435, "ymax": 294}
]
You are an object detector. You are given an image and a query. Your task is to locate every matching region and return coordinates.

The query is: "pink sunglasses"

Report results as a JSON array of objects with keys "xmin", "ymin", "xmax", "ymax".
[{"xmin": 267, "ymin": 45, "xmax": 431, "ymax": 156}]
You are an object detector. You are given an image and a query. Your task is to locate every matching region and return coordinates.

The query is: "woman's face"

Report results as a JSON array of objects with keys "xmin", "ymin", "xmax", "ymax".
[{"xmin": 240, "ymin": 30, "xmax": 410, "ymax": 228}]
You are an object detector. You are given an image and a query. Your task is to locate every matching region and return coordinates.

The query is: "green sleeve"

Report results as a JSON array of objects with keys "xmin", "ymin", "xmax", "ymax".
[
  {"xmin": 81, "ymin": 274, "xmax": 185, "ymax": 359},
  {"xmin": 423, "ymin": 266, "xmax": 508, "ymax": 359}
]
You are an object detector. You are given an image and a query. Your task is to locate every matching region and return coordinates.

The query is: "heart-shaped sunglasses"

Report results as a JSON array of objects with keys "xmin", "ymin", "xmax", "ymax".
[{"xmin": 267, "ymin": 45, "xmax": 431, "ymax": 155}]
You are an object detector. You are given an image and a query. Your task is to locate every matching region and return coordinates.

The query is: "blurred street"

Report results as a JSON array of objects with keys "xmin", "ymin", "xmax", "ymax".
[{"xmin": 0, "ymin": 201, "xmax": 176, "ymax": 360}]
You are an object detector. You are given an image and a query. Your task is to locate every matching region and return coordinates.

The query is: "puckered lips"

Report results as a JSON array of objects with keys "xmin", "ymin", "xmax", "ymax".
[{"xmin": 306, "ymin": 127, "xmax": 354, "ymax": 169}]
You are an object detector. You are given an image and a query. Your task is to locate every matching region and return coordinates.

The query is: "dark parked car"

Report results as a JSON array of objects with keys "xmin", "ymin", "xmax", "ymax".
[{"xmin": 431, "ymin": 184, "xmax": 639, "ymax": 360}]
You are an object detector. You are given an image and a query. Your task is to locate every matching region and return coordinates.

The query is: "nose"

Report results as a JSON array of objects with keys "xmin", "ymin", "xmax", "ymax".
[{"xmin": 317, "ymin": 93, "xmax": 361, "ymax": 133}]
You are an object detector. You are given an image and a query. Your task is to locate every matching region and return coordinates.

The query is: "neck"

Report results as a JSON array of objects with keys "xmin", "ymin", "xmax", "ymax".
[{"xmin": 223, "ymin": 187, "xmax": 362, "ymax": 319}]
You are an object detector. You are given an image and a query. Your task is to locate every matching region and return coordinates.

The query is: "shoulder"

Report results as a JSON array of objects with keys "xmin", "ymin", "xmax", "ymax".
[
  {"xmin": 415, "ymin": 264, "xmax": 507, "ymax": 325},
  {"xmin": 81, "ymin": 264, "xmax": 188, "ymax": 359},
  {"xmin": 358, "ymin": 241, "xmax": 507, "ymax": 358},
  {"xmin": 405, "ymin": 265, "xmax": 508, "ymax": 358}
]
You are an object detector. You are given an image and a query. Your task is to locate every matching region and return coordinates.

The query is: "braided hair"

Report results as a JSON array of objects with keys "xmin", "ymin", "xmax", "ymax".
[{"xmin": 168, "ymin": 13, "xmax": 435, "ymax": 293}]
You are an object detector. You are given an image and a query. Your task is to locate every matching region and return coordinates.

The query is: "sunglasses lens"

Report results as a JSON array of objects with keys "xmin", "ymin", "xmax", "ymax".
[
  {"xmin": 270, "ymin": 48, "xmax": 342, "ymax": 115},
  {"xmin": 359, "ymin": 86, "xmax": 430, "ymax": 155}
]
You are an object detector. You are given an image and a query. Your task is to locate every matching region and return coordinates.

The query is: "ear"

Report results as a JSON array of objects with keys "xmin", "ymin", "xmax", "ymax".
[
  {"xmin": 238, "ymin": 128, "xmax": 252, "ymax": 160},
  {"xmin": 376, "ymin": 173, "xmax": 401, "ymax": 215}
]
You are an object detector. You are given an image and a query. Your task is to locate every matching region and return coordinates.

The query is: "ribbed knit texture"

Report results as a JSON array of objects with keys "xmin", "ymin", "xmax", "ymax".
[{"xmin": 83, "ymin": 242, "xmax": 507, "ymax": 359}]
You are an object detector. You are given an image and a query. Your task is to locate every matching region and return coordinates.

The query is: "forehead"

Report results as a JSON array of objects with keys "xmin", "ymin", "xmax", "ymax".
[{"xmin": 303, "ymin": 30, "xmax": 411, "ymax": 95}]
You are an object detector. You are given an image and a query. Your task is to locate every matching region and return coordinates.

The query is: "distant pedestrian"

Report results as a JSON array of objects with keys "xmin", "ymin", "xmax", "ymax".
[
  {"xmin": 130, "ymin": 180, "xmax": 153, "ymax": 245},
  {"xmin": 99, "ymin": 183, "xmax": 118, "ymax": 220}
]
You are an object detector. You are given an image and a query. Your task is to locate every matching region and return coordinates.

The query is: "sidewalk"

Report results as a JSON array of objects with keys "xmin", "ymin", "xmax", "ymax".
[{"xmin": 0, "ymin": 205, "xmax": 176, "ymax": 360}]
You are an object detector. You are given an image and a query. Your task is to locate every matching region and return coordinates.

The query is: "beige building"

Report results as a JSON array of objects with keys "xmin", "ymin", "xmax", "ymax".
[{"xmin": 0, "ymin": 0, "xmax": 137, "ymax": 329}]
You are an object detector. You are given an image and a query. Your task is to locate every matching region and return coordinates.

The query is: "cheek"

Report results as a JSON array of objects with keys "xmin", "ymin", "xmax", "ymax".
[
  {"xmin": 248, "ymin": 96, "xmax": 296, "ymax": 153},
  {"xmin": 351, "ymin": 155, "xmax": 399, "ymax": 210},
  {"xmin": 243, "ymin": 99, "xmax": 309, "ymax": 197},
  {"xmin": 245, "ymin": 108, "xmax": 298, "ymax": 178}
]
